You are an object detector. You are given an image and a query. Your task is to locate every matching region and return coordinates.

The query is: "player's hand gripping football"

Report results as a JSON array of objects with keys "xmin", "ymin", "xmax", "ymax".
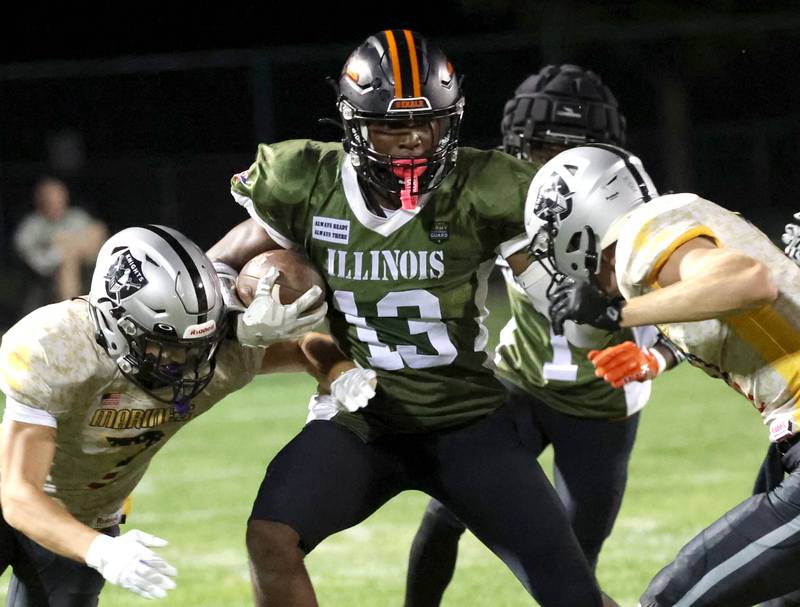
[
  {"xmin": 548, "ymin": 278, "xmax": 625, "ymax": 335},
  {"xmin": 782, "ymin": 211, "xmax": 800, "ymax": 264},
  {"xmin": 236, "ymin": 267, "xmax": 327, "ymax": 347},
  {"xmin": 85, "ymin": 529, "xmax": 177, "ymax": 599},
  {"xmin": 588, "ymin": 341, "xmax": 667, "ymax": 388}
]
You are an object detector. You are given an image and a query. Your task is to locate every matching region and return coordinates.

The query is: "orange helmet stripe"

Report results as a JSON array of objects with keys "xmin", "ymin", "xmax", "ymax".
[
  {"xmin": 384, "ymin": 30, "xmax": 404, "ymax": 98},
  {"xmin": 403, "ymin": 29, "xmax": 421, "ymax": 98}
]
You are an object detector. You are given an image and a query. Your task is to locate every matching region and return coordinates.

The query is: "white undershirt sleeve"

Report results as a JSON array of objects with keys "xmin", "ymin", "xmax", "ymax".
[{"xmin": 3, "ymin": 397, "xmax": 58, "ymax": 428}]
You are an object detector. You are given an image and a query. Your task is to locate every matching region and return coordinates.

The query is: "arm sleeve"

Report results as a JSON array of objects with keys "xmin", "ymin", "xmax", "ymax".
[
  {"xmin": 230, "ymin": 140, "xmax": 324, "ymax": 249},
  {"xmin": 3, "ymin": 397, "xmax": 58, "ymax": 428},
  {"xmin": 615, "ymin": 194, "xmax": 721, "ymax": 298},
  {"xmin": 0, "ymin": 305, "xmax": 101, "ymax": 419}
]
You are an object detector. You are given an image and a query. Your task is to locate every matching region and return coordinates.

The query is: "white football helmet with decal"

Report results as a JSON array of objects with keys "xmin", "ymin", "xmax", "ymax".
[
  {"xmin": 525, "ymin": 143, "xmax": 658, "ymax": 281},
  {"xmin": 88, "ymin": 225, "xmax": 226, "ymax": 403}
]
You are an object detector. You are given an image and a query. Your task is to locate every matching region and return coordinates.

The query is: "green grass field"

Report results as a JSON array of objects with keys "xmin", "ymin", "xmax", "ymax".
[{"xmin": 0, "ymin": 285, "xmax": 770, "ymax": 606}]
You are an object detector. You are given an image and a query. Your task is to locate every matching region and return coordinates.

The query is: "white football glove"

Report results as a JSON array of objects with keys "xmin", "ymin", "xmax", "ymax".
[
  {"xmin": 236, "ymin": 266, "xmax": 328, "ymax": 347},
  {"xmin": 330, "ymin": 368, "xmax": 377, "ymax": 412},
  {"xmin": 85, "ymin": 529, "xmax": 177, "ymax": 600},
  {"xmin": 782, "ymin": 212, "xmax": 800, "ymax": 265},
  {"xmin": 306, "ymin": 394, "xmax": 341, "ymax": 423}
]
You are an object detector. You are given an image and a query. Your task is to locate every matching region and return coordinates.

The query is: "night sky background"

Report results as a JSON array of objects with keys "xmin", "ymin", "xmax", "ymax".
[{"xmin": 1, "ymin": 1, "xmax": 799, "ymax": 320}]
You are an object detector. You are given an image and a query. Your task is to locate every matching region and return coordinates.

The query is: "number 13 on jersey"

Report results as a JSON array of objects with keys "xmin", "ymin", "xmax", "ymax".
[{"xmin": 333, "ymin": 289, "xmax": 457, "ymax": 370}]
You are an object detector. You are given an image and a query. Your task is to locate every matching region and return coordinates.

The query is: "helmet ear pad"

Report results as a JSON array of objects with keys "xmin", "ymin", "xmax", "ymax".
[{"xmin": 557, "ymin": 226, "xmax": 599, "ymax": 281}]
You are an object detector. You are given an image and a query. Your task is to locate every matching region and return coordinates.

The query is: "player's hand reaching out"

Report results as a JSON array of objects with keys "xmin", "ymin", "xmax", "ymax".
[
  {"xmin": 237, "ymin": 267, "xmax": 328, "ymax": 347},
  {"xmin": 588, "ymin": 341, "xmax": 667, "ymax": 388},
  {"xmin": 84, "ymin": 529, "xmax": 177, "ymax": 599},
  {"xmin": 548, "ymin": 279, "xmax": 625, "ymax": 335}
]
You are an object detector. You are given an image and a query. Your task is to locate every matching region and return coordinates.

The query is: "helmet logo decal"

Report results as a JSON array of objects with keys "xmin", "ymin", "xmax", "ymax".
[
  {"xmin": 105, "ymin": 250, "xmax": 148, "ymax": 304},
  {"xmin": 388, "ymin": 97, "xmax": 431, "ymax": 111},
  {"xmin": 533, "ymin": 172, "xmax": 573, "ymax": 224},
  {"xmin": 344, "ymin": 58, "xmax": 373, "ymax": 89}
]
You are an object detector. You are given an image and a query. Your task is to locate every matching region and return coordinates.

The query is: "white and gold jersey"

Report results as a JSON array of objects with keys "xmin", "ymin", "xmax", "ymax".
[
  {"xmin": 615, "ymin": 194, "xmax": 800, "ymax": 439},
  {"xmin": 0, "ymin": 299, "xmax": 264, "ymax": 528}
]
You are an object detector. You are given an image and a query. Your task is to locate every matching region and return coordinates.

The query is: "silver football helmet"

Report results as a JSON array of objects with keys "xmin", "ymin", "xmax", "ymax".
[
  {"xmin": 525, "ymin": 143, "xmax": 657, "ymax": 281},
  {"xmin": 89, "ymin": 225, "xmax": 226, "ymax": 404}
]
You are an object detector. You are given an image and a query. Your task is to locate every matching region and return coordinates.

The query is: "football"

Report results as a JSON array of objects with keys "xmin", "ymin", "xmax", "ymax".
[{"xmin": 236, "ymin": 249, "xmax": 326, "ymax": 308}]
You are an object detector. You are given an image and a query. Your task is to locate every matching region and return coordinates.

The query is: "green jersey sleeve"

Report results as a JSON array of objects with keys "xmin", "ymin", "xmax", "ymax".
[
  {"xmin": 456, "ymin": 149, "xmax": 539, "ymax": 259},
  {"xmin": 230, "ymin": 139, "xmax": 344, "ymax": 247}
]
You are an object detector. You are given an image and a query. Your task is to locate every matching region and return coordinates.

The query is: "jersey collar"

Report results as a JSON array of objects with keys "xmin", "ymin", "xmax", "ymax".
[{"xmin": 341, "ymin": 157, "xmax": 430, "ymax": 236}]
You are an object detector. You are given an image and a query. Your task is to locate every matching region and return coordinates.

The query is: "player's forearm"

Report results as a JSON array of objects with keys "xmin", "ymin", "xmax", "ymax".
[
  {"xmin": 1, "ymin": 482, "xmax": 99, "ymax": 563},
  {"xmin": 207, "ymin": 219, "xmax": 278, "ymax": 271},
  {"xmin": 298, "ymin": 332, "xmax": 356, "ymax": 390},
  {"xmin": 652, "ymin": 342, "xmax": 680, "ymax": 371},
  {"xmin": 620, "ymin": 255, "xmax": 777, "ymax": 327}
]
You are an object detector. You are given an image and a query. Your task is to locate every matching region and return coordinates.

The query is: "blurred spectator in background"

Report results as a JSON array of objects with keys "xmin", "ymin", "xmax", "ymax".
[{"xmin": 13, "ymin": 176, "xmax": 107, "ymax": 314}]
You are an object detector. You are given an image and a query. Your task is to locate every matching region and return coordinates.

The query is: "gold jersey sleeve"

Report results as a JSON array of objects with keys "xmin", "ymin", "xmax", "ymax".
[
  {"xmin": 0, "ymin": 300, "xmax": 115, "ymax": 418},
  {"xmin": 615, "ymin": 194, "xmax": 800, "ymax": 437}
]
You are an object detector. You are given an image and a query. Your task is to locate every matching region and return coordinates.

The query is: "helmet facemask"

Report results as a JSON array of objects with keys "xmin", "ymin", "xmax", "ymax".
[
  {"xmin": 340, "ymin": 98, "xmax": 464, "ymax": 209},
  {"xmin": 116, "ymin": 315, "xmax": 224, "ymax": 410}
]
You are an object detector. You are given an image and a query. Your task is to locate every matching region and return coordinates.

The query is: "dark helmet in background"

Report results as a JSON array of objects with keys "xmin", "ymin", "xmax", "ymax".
[
  {"xmin": 337, "ymin": 29, "xmax": 465, "ymax": 208},
  {"xmin": 501, "ymin": 64, "xmax": 626, "ymax": 161}
]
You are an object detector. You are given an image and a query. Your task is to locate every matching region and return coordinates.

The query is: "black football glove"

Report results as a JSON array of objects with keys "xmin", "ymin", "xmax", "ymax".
[{"xmin": 548, "ymin": 279, "xmax": 625, "ymax": 335}]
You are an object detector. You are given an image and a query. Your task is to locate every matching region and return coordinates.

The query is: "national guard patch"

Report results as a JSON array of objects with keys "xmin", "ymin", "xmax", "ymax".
[
  {"xmin": 105, "ymin": 250, "xmax": 148, "ymax": 304},
  {"xmin": 429, "ymin": 221, "xmax": 449, "ymax": 244}
]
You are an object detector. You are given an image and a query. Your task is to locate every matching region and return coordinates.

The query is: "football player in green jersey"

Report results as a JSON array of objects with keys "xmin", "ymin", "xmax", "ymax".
[
  {"xmin": 403, "ymin": 65, "xmax": 682, "ymax": 607},
  {"xmin": 209, "ymin": 32, "xmax": 618, "ymax": 607}
]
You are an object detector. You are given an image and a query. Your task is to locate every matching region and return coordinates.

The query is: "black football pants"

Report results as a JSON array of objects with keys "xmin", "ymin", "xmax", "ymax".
[
  {"xmin": 641, "ymin": 438, "xmax": 800, "ymax": 607},
  {"xmin": 404, "ymin": 381, "xmax": 639, "ymax": 606},
  {"xmin": 249, "ymin": 402, "xmax": 604, "ymax": 607}
]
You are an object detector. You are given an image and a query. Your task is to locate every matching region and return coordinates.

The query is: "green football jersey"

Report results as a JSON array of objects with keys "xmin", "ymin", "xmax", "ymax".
[
  {"xmin": 232, "ymin": 139, "xmax": 537, "ymax": 439},
  {"xmin": 494, "ymin": 264, "xmax": 656, "ymax": 419}
]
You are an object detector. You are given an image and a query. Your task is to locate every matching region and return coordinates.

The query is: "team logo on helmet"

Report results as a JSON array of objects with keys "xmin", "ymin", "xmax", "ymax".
[
  {"xmin": 533, "ymin": 172, "xmax": 573, "ymax": 224},
  {"xmin": 105, "ymin": 250, "xmax": 148, "ymax": 304}
]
